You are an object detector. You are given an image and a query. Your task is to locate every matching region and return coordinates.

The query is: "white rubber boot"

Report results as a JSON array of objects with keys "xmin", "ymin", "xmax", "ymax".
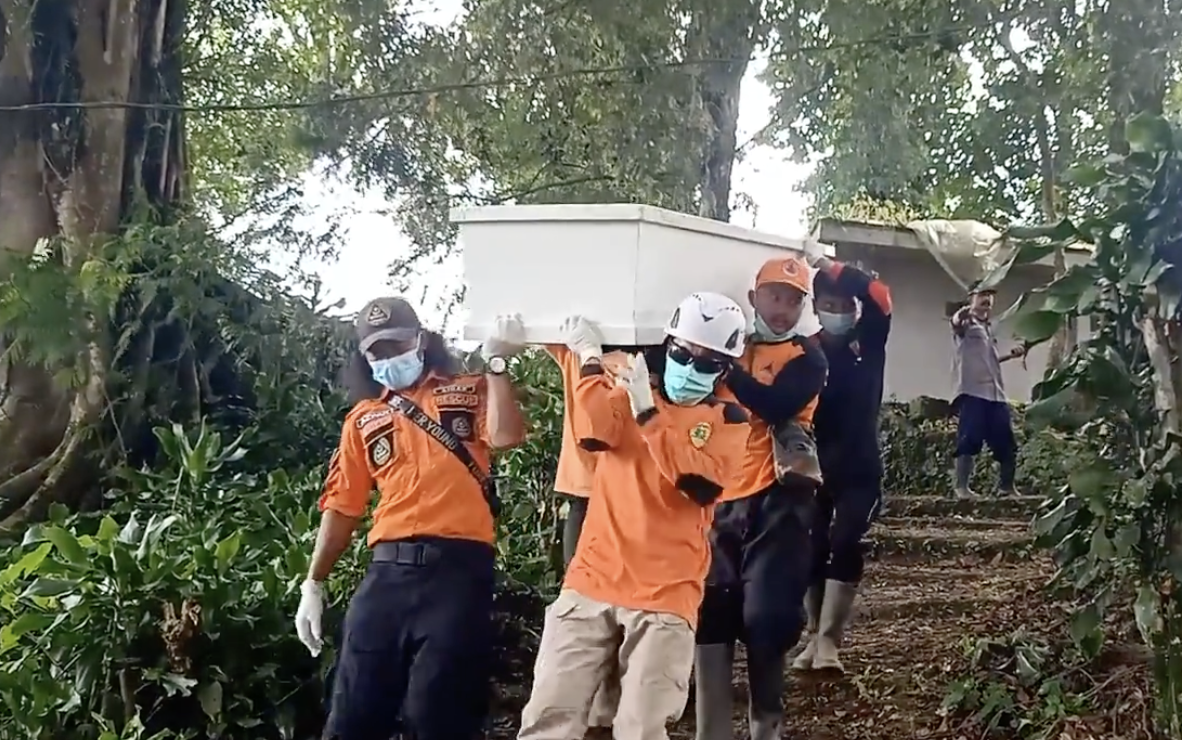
[
  {"xmin": 812, "ymin": 579, "xmax": 858, "ymax": 674},
  {"xmin": 791, "ymin": 585, "xmax": 823, "ymax": 671},
  {"xmin": 954, "ymin": 455, "xmax": 976, "ymax": 498},
  {"xmin": 694, "ymin": 643, "xmax": 735, "ymax": 740}
]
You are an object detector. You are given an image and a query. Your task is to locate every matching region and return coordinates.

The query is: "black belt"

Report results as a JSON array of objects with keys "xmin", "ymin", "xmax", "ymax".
[
  {"xmin": 372, "ymin": 540, "xmax": 439, "ymax": 567},
  {"xmin": 371, "ymin": 537, "xmax": 494, "ymax": 567}
]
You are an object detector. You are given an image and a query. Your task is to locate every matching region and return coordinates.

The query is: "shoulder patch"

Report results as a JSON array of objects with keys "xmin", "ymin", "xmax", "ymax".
[
  {"xmin": 367, "ymin": 434, "xmax": 395, "ymax": 468},
  {"xmin": 355, "ymin": 408, "xmax": 394, "ymax": 429},
  {"xmin": 433, "ymin": 382, "xmax": 479, "ymax": 396},
  {"xmin": 362, "ymin": 420, "xmax": 396, "ymax": 445},
  {"xmin": 721, "ymin": 402, "xmax": 749, "ymax": 425}
]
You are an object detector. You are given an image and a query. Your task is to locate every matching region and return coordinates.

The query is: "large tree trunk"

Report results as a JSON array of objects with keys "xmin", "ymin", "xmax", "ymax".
[
  {"xmin": 686, "ymin": 0, "xmax": 763, "ymax": 222},
  {"xmin": 0, "ymin": 0, "xmax": 185, "ymax": 529}
]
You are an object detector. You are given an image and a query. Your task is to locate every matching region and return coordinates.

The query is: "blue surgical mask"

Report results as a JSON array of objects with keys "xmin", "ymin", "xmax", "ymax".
[
  {"xmin": 753, "ymin": 313, "xmax": 796, "ymax": 344},
  {"xmin": 369, "ymin": 349, "xmax": 424, "ymax": 391},
  {"xmin": 817, "ymin": 310, "xmax": 856, "ymax": 336},
  {"xmin": 663, "ymin": 353, "xmax": 721, "ymax": 406}
]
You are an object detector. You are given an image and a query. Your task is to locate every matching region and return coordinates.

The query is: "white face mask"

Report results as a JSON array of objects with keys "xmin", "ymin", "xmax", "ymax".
[{"xmin": 817, "ymin": 310, "xmax": 856, "ymax": 335}]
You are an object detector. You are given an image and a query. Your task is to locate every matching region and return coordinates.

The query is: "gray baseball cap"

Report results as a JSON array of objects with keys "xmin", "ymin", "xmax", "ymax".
[{"xmin": 355, "ymin": 297, "xmax": 422, "ymax": 352}]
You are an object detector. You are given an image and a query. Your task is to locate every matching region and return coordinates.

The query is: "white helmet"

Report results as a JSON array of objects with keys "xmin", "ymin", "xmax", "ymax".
[{"xmin": 664, "ymin": 292, "xmax": 747, "ymax": 358}]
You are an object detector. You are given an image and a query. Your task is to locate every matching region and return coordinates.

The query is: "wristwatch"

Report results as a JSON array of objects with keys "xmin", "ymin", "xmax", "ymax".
[{"xmin": 486, "ymin": 356, "xmax": 508, "ymax": 375}]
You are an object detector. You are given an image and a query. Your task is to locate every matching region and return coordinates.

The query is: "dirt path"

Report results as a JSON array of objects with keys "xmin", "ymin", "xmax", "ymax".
[
  {"xmin": 492, "ymin": 493, "xmax": 1155, "ymax": 739},
  {"xmin": 663, "ymin": 493, "xmax": 1049, "ymax": 740}
]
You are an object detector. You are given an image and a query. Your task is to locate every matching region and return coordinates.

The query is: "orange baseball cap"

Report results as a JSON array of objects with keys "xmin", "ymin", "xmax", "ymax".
[{"xmin": 754, "ymin": 255, "xmax": 812, "ymax": 295}]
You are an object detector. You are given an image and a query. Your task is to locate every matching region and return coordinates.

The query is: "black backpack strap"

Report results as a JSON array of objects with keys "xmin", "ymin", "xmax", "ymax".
[{"xmin": 387, "ymin": 394, "xmax": 500, "ymax": 516}]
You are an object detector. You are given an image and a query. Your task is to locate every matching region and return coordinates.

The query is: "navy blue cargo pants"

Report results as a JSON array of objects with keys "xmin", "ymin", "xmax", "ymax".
[
  {"xmin": 954, "ymin": 394, "xmax": 1017, "ymax": 463},
  {"xmin": 954, "ymin": 395, "xmax": 1018, "ymax": 486},
  {"xmin": 322, "ymin": 536, "xmax": 495, "ymax": 740},
  {"xmin": 809, "ymin": 476, "xmax": 882, "ymax": 586},
  {"xmin": 697, "ymin": 482, "xmax": 813, "ymax": 644}
]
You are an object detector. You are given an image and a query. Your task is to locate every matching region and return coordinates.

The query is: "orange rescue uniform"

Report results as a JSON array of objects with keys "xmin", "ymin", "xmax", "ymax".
[
  {"xmin": 318, "ymin": 371, "xmax": 495, "ymax": 545},
  {"xmin": 563, "ymin": 366, "xmax": 750, "ymax": 627},
  {"xmin": 723, "ymin": 339, "xmax": 822, "ymax": 502},
  {"xmin": 544, "ymin": 345, "xmax": 629, "ymax": 497}
]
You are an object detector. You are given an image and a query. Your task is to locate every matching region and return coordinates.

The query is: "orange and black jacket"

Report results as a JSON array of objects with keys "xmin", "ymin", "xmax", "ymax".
[
  {"xmin": 813, "ymin": 261, "xmax": 893, "ymax": 484},
  {"xmin": 724, "ymin": 337, "xmax": 827, "ymax": 431}
]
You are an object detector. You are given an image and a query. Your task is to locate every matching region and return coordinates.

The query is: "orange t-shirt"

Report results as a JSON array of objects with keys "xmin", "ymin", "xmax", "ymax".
[
  {"xmin": 543, "ymin": 345, "xmax": 628, "ymax": 497},
  {"xmin": 563, "ymin": 365, "xmax": 749, "ymax": 626},
  {"xmin": 722, "ymin": 340, "xmax": 820, "ymax": 502},
  {"xmin": 318, "ymin": 372, "xmax": 495, "ymax": 546}
]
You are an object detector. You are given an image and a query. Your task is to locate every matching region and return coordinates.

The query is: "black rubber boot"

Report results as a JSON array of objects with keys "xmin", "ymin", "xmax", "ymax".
[
  {"xmin": 746, "ymin": 644, "xmax": 785, "ymax": 740},
  {"xmin": 998, "ymin": 458, "xmax": 1018, "ymax": 495}
]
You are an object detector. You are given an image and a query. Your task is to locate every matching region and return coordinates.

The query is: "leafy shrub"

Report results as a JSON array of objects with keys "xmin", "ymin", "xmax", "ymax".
[
  {"xmin": 0, "ymin": 424, "xmax": 333, "ymax": 739},
  {"xmin": 0, "ymin": 353, "xmax": 566, "ymax": 740},
  {"xmin": 972, "ymin": 114, "xmax": 1182, "ymax": 734},
  {"xmin": 494, "ymin": 350, "xmax": 565, "ymax": 591}
]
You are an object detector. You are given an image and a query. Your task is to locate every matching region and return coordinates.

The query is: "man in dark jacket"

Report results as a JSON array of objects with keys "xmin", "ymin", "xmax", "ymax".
[{"xmin": 792, "ymin": 244, "xmax": 891, "ymax": 675}]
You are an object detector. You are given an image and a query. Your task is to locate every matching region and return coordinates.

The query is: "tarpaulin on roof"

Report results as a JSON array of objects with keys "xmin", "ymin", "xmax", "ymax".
[{"xmin": 905, "ymin": 219, "xmax": 1006, "ymax": 292}]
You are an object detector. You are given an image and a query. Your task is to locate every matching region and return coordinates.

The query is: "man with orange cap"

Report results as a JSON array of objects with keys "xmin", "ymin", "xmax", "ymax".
[{"xmin": 694, "ymin": 255, "xmax": 828, "ymax": 740}]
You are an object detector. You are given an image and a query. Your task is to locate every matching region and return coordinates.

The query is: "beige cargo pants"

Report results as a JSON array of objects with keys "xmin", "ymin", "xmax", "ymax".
[{"xmin": 518, "ymin": 589, "xmax": 695, "ymax": 740}]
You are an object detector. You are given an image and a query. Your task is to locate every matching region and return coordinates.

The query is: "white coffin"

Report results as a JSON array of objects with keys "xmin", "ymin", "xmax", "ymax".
[{"xmin": 454, "ymin": 203, "xmax": 833, "ymax": 345}]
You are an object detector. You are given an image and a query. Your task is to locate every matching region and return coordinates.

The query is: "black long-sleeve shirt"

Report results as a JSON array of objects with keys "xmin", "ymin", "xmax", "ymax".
[
  {"xmin": 812, "ymin": 262, "xmax": 892, "ymax": 484},
  {"xmin": 725, "ymin": 336, "xmax": 828, "ymax": 428}
]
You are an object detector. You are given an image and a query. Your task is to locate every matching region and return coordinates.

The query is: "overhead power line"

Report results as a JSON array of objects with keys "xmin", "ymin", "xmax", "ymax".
[{"xmin": 0, "ymin": 19, "xmax": 1017, "ymax": 115}]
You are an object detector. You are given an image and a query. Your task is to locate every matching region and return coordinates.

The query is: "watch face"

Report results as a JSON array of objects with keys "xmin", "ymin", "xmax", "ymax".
[{"xmin": 488, "ymin": 357, "xmax": 507, "ymax": 374}]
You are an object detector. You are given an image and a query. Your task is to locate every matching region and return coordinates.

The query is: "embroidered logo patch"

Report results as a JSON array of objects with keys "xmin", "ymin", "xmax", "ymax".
[
  {"xmin": 689, "ymin": 422, "xmax": 713, "ymax": 449},
  {"xmin": 369, "ymin": 436, "xmax": 393, "ymax": 467},
  {"xmin": 441, "ymin": 410, "xmax": 475, "ymax": 441},
  {"xmin": 365, "ymin": 303, "xmax": 391, "ymax": 326}
]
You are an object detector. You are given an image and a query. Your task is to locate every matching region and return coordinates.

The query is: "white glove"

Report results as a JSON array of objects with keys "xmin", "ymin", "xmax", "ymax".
[
  {"xmin": 482, "ymin": 313, "xmax": 526, "ymax": 359},
  {"xmin": 561, "ymin": 315, "xmax": 603, "ymax": 365},
  {"xmin": 616, "ymin": 352, "xmax": 656, "ymax": 417},
  {"xmin": 295, "ymin": 579, "xmax": 325, "ymax": 657},
  {"xmin": 801, "ymin": 238, "xmax": 829, "ymax": 267}
]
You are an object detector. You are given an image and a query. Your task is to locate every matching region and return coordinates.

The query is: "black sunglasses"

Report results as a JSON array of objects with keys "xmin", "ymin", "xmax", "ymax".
[{"xmin": 667, "ymin": 343, "xmax": 730, "ymax": 375}]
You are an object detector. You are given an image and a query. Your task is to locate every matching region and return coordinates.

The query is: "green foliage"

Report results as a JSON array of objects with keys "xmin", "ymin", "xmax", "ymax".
[
  {"xmin": 0, "ymin": 214, "xmax": 353, "ymax": 516},
  {"xmin": 496, "ymin": 350, "xmax": 565, "ymax": 590},
  {"xmin": 764, "ymin": 1, "xmax": 1177, "ymax": 223},
  {"xmin": 295, "ymin": 0, "xmax": 774, "ymax": 295},
  {"xmin": 0, "ymin": 426, "xmax": 332, "ymax": 740},
  {"xmin": 990, "ymin": 114, "xmax": 1182, "ymax": 735},
  {"xmin": 941, "ymin": 631, "xmax": 1096, "ymax": 739},
  {"xmin": 0, "ymin": 416, "xmax": 553, "ymax": 739}
]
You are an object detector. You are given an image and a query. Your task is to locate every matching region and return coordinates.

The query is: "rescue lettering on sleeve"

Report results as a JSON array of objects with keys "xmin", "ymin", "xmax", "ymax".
[{"xmin": 434, "ymin": 380, "xmax": 483, "ymax": 443}]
